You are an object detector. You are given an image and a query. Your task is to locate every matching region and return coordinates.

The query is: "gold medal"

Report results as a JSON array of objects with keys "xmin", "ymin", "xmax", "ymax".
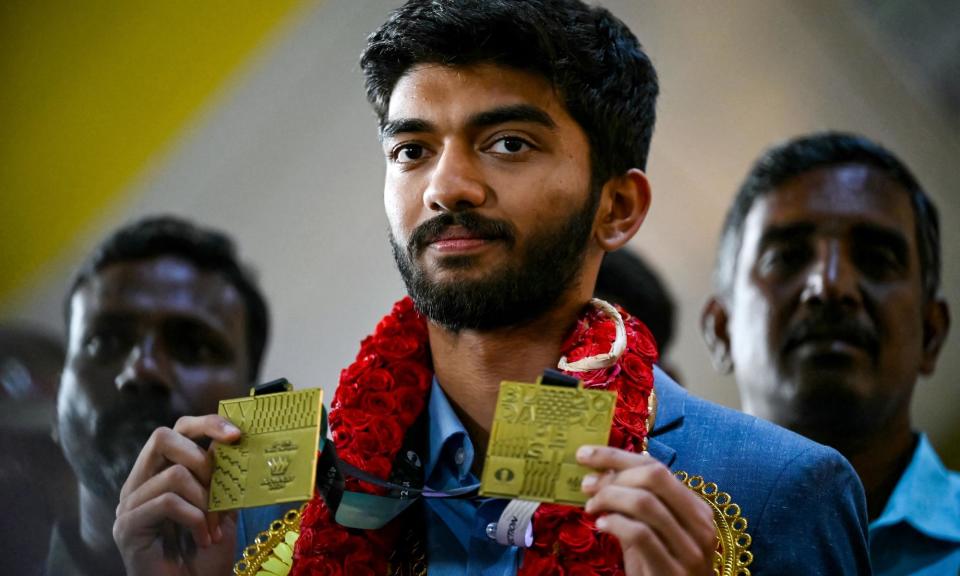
[
  {"xmin": 480, "ymin": 377, "xmax": 616, "ymax": 506},
  {"xmin": 209, "ymin": 387, "xmax": 323, "ymax": 511}
]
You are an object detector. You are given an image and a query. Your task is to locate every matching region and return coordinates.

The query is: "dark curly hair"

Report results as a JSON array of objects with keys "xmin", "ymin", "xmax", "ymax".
[
  {"xmin": 65, "ymin": 215, "xmax": 270, "ymax": 380},
  {"xmin": 360, "ymin": 0, "xmax": 659, "ymax": 189}
]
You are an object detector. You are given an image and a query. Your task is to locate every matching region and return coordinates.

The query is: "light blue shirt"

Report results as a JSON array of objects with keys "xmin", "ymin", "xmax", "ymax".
[
  {"xmin": 869, "ymin": 433, "xmax": 960, "ymax": 575},
  {"xmin": 425, "ymin": 378, "xmax": 520, "ymax": 576}
]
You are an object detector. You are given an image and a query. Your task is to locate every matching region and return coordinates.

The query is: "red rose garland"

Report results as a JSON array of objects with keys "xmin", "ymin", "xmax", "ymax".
[{"xmin": 291, "ymin": 297, "xmax": 658, "ymax": 575}]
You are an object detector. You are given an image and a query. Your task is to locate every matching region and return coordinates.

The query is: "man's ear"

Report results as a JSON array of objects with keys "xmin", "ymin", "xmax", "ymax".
[
  {"xmin": 701, "ymin": 296, "xmax": 733, "ymax": 374},
  {"xmin": 594, "ymin": 168, "xmax": 651, "ymax": 251},
  {"xmin": 920, "ymin": 298, "xmax": 950, "ymax": 375}
]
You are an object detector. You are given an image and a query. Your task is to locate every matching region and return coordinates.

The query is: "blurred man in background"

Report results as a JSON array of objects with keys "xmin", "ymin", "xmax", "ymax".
[
  {"xmin": 49, "ymin": 216, "xmax": 271, "ymax": 575},
  {"xmin": 0, "ymin": 325, "xmax": 72, "ymax": 573},
  {"xmin": 594, "ymin": 248, "xmax": 681, "ymax": 382},
  {"xmin": 702, "ymin": 131, "xmax": 959, "ymax": 575}
]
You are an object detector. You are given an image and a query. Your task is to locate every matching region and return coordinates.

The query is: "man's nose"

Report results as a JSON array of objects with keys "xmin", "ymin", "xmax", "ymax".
[
  {"xmin": 800, "ymin": 240, "xmax": 862, "ymax": 308},
  {"xmin": 423, "ymin": 142, "xmax": 488, "ymax": 212},
  {"xmin": 114, "ymin": 333, "xmax": 174, "ymax": 394}
]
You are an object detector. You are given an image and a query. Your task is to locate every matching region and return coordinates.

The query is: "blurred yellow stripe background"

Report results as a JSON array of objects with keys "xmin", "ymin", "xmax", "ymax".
[{"xmin": 0, "ymin": 0, "xmax": 308, "ymax": 308}]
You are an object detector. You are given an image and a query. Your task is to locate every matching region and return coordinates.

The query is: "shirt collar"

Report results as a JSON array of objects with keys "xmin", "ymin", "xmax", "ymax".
[
  {"xmin": 425, "ymin": 377, "xmax": 475, "ymax": 484},
  {"xmin": 870, "ymin": 433, "xmax": 960, "ymax": 542}
]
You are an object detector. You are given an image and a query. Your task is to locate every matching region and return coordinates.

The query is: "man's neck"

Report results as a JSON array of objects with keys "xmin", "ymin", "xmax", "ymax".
[
  {"xmin": 76, "ymin": 484, "xmax": 125, "ymax": 573},
  {"xmin": 833, "ymin": 419, "xmax": 917, "ymax": 523},
  {"xmin": 428, "ymin": 296, "xmax": 589, "ymax": 468}
]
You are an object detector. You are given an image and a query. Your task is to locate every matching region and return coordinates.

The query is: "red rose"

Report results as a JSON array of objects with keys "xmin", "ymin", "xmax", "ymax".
[
  {"xmin": 520, "ymin": 549, "xmax": 565, "ymax": 575},
  {"xmin": 309, "ymin": 525, "xmax": 350, "ymax": 553},
  {"xmin": 394, "ymin": 386, "xmax": 426, "ymax": 426},
  {"xmin": 532, "ymin": 504, "xmax": 581, "ymax": 538},
  {"xmin": 607, "ymin": 425, "xmax": 627, "ymax": 449},
  {"xmin": 374, "ymin": 330, "xmax": 423, "ymax": 361},
  {"xmin": 330, "ymin": 407, "xmax": 373, "ymax": 428},
  {"xmin": 613, "ymin": 410, "xmax": 648, "ymax": 437},
  {"xmin": 344, "ymin": 418, "xmax": 403, "ymax": 460},
  {"xmin": 290, "ymin": 556, "xmax": 343, "ymax": 576},
  {"xmin": 356, "ymin": 367, "xmax": 395, "ymax": 392},
  {"xmin": 558, "ymin": 516, "xmax": 597, "ymax": 553},
  {"xmin": 391, "ymin": 360, "xmax": 432, "ymax": 393},
  {"xmin": 626, "ymin": 319, "xmax": 658, "ymax": 362},
  {"xmin": 588, "ymin": 320, "xmax": 616, "ymax": 347},
  {"xmin": 299, "ymin": 498, "xmax": 328, "ymax": 529},
  {"xmin": 569, "ymin": 564, "xmax": 604, "ymax": 576},
  {"xmin": 616, "ymin": 382, "xmax": 651, "ymax": 416},
  {"xmin": 344, "ymin": 544, "xmax": 381, "ymax": 576},
  {"xmin": 360, "ymin": 390, "xmax": 398, "ymax": 414},
  {"xmin": 391, "ymin": 297, "xmax": 416, "ymax": 317},
  {"xmin": 619, "ymin": 353, "xmax": 653, "ymax": 389},
  {"xmin": 342, "ymin": 353, "xmax": 378, "ymax": 386},
  {"xmin": 293, "ymin": 526, "xmax": 315, "ymax": 556}
]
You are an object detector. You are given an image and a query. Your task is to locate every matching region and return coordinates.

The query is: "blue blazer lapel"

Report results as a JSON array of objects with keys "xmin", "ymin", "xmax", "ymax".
[{"xmin": 647, "ymin": 366, "xmax": 685, "ymax": 468}]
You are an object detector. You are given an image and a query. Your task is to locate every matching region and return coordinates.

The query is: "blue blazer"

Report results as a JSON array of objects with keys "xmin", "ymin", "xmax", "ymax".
[{"xmin": 649, "ymin": 367, "xmax": 871, "ymax": 575}]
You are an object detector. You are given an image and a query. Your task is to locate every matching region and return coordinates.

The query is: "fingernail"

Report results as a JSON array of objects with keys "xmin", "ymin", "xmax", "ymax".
[
  {"xmin": 213, "ymin": 525, "xmax": 223, "ymax": 543},
  {"xmin": 581, "ymin": 474, "xmax": 598, "ymax": 490},
  {"xmin": 223, "ymin": 422, "xmax": 240, "ymax": 435},
  {"xmin": 595, "ymin": 516, "xmax": 608, "ymax": 531},
  {"xmin": 576, "ymin": 446, "xmax": 594, "ymax": 460},
  {"xmin": 584, "ymin": 497, "xmax": 595, "ymax": 513}
]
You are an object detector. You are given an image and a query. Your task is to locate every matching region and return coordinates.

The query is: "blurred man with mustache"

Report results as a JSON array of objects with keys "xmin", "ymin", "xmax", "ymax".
[
  {"xmin": 702, "ymin": 131, "xmax": 958, "ymax": 575},
  {"xmin": 49, "ymin": 216, "xmax": 270, "ymax": 575}
]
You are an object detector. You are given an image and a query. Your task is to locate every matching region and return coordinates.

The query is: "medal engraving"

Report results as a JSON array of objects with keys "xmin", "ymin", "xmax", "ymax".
[
  {"xmin": 209, "ymin": 388, "xmax": 323, "ymax": 511},
  {"xmin": 480, "ymin": 380, "xmax": 616, "ymax": 505}
]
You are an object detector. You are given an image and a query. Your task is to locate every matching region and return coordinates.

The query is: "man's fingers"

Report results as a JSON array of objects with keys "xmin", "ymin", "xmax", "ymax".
[
  {"xmin": 172, "ymin": 414, "xmax": 241, "ymax": 443},
  {"xmin": 118, "ymin": 464, "xmax": 209, "ymax": 517},
  {"xmin": 595, "ymin": 513, "xmax": 684, "ymax": 575},
  {"xmin": 114, "ymin": 492, "xmax": 213, "ymax": 551},
  {"xmin": 121, "ymin": 426, "xmax": 214, "ymax": 501},
  {"xmin": 579, "ymin": 448, "xmax": 715, "ymax": 544},
  {"xmin": 586, "ymin": 484, "xmax": 706, "ymax": 563},
  {"xmin": 577, "ymin": 445, "xmax": 654, "ymax": 472}
]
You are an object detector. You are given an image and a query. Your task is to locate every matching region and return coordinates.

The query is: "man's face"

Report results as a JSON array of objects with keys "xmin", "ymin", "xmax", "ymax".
[
  {"xmin": 57, "ymin": 256, "xmax": 249, "ymax": 500},
  {"xmin": 723, "ymin": 164, "xmax": 938, "ymax": 443},
  {"xmin": 381, "ymin": 63, "xmax": 598, "ymax": 330}
]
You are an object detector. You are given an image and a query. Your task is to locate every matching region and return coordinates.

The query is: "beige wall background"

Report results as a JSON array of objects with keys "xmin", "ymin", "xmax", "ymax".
[{"xmin": 4, "ymin": 0, "xmax": 958, "ymax": 466}]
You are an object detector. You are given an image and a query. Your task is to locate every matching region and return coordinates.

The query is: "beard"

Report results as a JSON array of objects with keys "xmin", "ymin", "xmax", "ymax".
[
  {"xmin": 59, "ymin": 398, "xmax": 177, "ymax": 501},
  {"xmin": 390, "ymin": 191, "xmax": 599, "ymax": 332}
]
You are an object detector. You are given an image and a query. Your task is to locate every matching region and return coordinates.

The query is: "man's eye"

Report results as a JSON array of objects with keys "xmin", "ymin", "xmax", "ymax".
[
  {"xmin": 170, "ymin": 336, "xmax": 230, "ymax": 366},
  {"xmin": 488, "ymin": 136, "xmax": 532, "ymax": 154},
  {"xmin": 856, "ymin": 246, "xmax": 903, "ymax": 279},
  {"xmin": 84, "ymin": 333, "xmax": 126, "ymax": 359},
  {"xmin": 758, "ymin": 245, "xmax": 810, "ymax": 277},
  {"xmin": 392, "ymin": 144, "xmax": 428, "ymax": 164}
]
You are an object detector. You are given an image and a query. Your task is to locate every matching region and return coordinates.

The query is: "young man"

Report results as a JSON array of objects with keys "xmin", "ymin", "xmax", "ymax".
[
  {"xmin": 702, "ymin": 132, "xmax": 958, "ymax": 575},
  {"xmin": 51, "ymin": 216, "xmax": 273, "ymax": 575},
  {"xmin": 115, "ymin": 3, "xmax": 870, "ymax": 574}
]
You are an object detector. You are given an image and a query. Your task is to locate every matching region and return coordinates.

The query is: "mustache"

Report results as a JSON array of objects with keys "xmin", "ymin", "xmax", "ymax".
[
  {"xmin": 95, "ymin": 398, "xmax": 178, "ymax": 445},
  {"xmin": 407, "ymin": 212, "xmax": 516, "ymax": 255},
  {"xmin": 782, "ymin": 307, "xmax": 879, "ymax": 356}
]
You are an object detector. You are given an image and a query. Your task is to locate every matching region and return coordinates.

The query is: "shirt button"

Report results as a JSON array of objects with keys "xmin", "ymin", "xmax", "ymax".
[
  {"xmin": 454, "ymin": 448, "xmax": 466, "ymax": 466},
  {"xmin": 486, "ymin": 522, "xmax": 498, "ymax": 540}
]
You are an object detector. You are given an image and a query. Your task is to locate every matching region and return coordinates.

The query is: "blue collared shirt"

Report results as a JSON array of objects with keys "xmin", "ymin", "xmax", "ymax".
[
  {"xmin": 425, "ymin": 378, "xmax": 521, "ymax": 576},
  {"xmin": 869, "ymin": 433, "xmax": 960, "ymax": 575}
]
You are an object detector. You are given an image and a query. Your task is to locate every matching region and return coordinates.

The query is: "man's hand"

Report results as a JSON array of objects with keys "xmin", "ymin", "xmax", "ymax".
[
  {"xmin": 578, "ymin": 446, "xmax": 716, "ymax": 576},
  {"xmin": 113, "ymin": 415, "xmax": 241, "ymax": 576}
]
